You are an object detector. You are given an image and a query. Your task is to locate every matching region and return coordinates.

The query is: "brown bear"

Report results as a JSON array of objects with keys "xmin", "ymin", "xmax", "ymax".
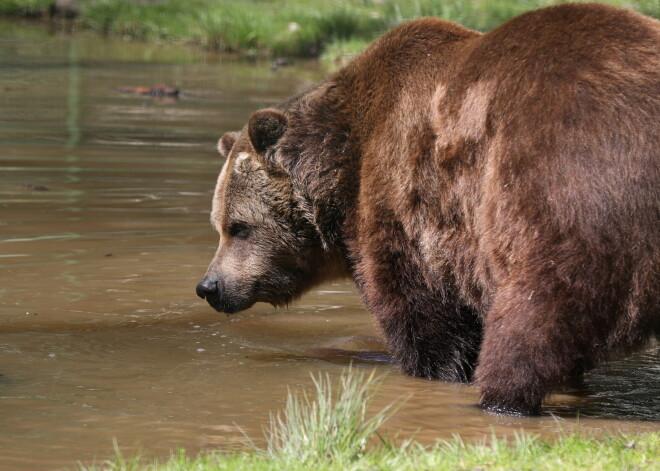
[{"xmin": 196, "ymin": 2, "xmax": 660, "ymax": 415}]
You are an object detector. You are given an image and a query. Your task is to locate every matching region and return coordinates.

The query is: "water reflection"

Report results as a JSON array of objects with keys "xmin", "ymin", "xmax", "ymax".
[
  {"xmin": 66, "ymin": 40, "xmax": 81, "ymax": 148},
  {"xmin": 0, "ymin": 26, "xmax": 657, "ymax": 470}
]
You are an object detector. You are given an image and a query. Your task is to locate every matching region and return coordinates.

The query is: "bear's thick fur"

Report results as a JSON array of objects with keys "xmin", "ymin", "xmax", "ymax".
[{"xmin": 197, "ymin": 2, "xmax": 659, "ymax": 415}]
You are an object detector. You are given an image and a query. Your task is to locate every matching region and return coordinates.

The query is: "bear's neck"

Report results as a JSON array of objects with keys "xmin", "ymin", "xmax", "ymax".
[
  {"xmin": 274, "ymin": 81, "xmax": 359, "ymax": 254},
  {"xmin": 276, "ymin": 19, "xmax": 480, "ymax": 261}
]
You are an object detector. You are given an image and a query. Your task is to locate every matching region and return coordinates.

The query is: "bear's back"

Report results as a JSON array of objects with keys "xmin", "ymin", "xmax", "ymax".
[{"xmin": 435, "ymin": 2, "xmax": 659, "ymax": 242}]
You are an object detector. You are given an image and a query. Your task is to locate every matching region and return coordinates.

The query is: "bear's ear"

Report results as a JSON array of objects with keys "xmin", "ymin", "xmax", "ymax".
[
  {"xmin": 248, "ymin": 109, "xmax": 287, "ymax": 155},
  {"xmin": 217, "ymin": 131, "xmax": 239, "ymax": 158}
]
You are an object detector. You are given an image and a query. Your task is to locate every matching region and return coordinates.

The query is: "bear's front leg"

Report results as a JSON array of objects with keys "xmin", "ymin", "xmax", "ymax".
[
  {"xmin": 377, "ymin": 297, "xmax": 483, "ymax": 383},
  {"xmin": 356, "ymin": 226, "xmax": 483, "ymax": 383}
]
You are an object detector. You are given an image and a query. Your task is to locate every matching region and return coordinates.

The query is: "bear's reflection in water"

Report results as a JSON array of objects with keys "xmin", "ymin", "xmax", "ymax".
[
  {"xmin": 251, "ymin": 335, "xmax": 395, "ymax": 364},
  {"xmin": 544, "ymin": 345, "xmax": 660, "ymax": 420}
]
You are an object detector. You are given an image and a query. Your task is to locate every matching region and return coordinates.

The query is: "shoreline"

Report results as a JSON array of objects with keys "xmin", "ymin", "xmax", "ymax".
[
  {"xmin": 1, "ymin": 0, "xmax": 657, "ymax": 62},
  {"xmin": 78, "ymin": 369, "xmax": 659, "ymax": 470}
]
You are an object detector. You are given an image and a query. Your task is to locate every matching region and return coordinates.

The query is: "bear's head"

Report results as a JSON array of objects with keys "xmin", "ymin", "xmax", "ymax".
[{"xmin": 196, "ymin": 109, "xmax": 346, "ymax": 314}]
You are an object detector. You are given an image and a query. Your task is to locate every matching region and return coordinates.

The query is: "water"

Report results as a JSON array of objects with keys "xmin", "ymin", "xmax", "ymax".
[{"xmin": 0, "ymin": 26, "xmax": 658, "ymax": 469}]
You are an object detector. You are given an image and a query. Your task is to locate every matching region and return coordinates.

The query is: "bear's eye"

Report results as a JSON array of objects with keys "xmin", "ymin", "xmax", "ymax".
[{"xmin": 228, "ymin": 222, "xmax": 251, "ymax": 240}]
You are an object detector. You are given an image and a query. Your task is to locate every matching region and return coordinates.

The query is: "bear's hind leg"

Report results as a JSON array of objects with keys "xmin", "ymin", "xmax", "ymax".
[{"xmin": 475, "ymin": 283, "xmax": 613, "ymax": 415}]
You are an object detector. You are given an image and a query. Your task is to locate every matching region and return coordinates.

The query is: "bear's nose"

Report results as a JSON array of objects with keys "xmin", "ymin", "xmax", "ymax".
[{"xmin": 196, "ymin": 277, "xmax": 218, "ymax": 299}]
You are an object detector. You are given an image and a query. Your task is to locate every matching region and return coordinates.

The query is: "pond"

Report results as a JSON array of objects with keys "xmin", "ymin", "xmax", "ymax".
[{"xmin": 0, "ymin": 25, "xmax": 658, "ymax": 469}]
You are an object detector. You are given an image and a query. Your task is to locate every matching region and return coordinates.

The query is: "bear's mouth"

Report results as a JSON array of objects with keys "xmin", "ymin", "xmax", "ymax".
[
  {"xmin": 196, "ymin": 272, "xmax": 303, "ymax": 314},
  {"xmin": 203, "ymin": 293, "xmax": 255, "ymax": 315},
  {"xmin": 196, "ymin": 276, "xmax": 261, "ymax": 314}
]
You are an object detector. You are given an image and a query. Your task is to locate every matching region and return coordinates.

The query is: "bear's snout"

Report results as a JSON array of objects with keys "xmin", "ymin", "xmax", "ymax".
[
  {"xmin": 195, "ymin": 275, "xmax": 253, "ymax": 314},
  {"xmin": 195, "ymin": 276, "xmax": 230, "ymax": 312},
  {"xmin": 195, "ymin": 276, "xmax": 218, "ymax": 300}
]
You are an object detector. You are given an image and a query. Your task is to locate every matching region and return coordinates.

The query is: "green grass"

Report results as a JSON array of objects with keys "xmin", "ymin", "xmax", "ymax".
[
  {"xmin": 0, "ymin": 0, "xmax": 47, "ymax": 16},
  {"xmin": 1, "ymin": 1, "xmax": 658, "ymax": 58},
  {"xmin": 78, "ymin": 367, "xmax": 659, "ymax": 471},
  {"xmin": 262, "ymin": 369, "xmax": 398, "ymax": 464},
  {"xmin": 80, "ymin": 433, "xmax": 660, "ymax": 470}
]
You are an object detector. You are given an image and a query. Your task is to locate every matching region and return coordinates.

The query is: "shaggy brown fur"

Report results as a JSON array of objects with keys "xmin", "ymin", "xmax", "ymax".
[{"xmin": 197, "ymin": 3, "xmax": 659, "ymax": 415}]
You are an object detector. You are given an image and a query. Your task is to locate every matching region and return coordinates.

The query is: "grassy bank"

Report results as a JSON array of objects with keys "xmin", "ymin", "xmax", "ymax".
[
  {"xmin": 80, "ymin": 368, "xmax": 659, "ymax": 471},
  {"xmin": 82, "ymin": 434, "xmax": 660, "ymax": 470},
  {"xmin": 1, "ymin": 1, "xmax": 658, "ymax": 59}
]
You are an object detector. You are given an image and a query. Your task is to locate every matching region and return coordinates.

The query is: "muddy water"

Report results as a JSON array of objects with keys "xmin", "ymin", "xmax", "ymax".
[{"xmin": 0, "ymin": 27, "xmax": 658, "ymax": 469}]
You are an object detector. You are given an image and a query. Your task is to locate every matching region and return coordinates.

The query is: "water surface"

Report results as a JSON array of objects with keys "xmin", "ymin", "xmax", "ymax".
[{"xmin": 0, "ymin": 27, "xmax": 658, "ymax": 469}]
